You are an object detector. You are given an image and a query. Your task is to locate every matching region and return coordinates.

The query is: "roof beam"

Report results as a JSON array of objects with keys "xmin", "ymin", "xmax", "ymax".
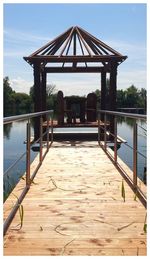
[
  {"xmin": 78, "ymin": 26, "xmax": 123, "ymax": 56},
  {"xmin": 29, "ymin": 27, "xmax": 73, "ymax": 57},
  {"xmin": 76, "ymin": 27, "xmax": 92, "ymax": 56},
  {"xmin": 24, "ymin": 55, "xmax": 127, "ymax": 63},
  {"xmin": 59, "ymin": 27, "xmax": 75, "ymax": 57},
  {"xmin": 44, "ymin": 66, "xmax": 107, "ymax": 73}
]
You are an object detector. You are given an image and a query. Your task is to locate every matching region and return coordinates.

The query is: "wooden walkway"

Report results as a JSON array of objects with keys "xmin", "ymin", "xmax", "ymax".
[{"xmin": 4, "ymin": 141, "xmax": 147, "ymax": 256}]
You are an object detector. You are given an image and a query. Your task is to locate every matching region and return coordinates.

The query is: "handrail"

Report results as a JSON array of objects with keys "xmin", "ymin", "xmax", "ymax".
[
  {"xmin": 98, "ymin": 123, "xmax": 146, "ymax": 160},
  {"xmin": 4, "ymin": 110, "xmax": 53, "ymax": 124},
  {"xmin": 97, "ymin": 110, "xmax": 147, "ymax": 208},
  {"xmin": 3, "ymin": 110, "xmax": 54, "ymax": 235},
  {"xmin": 98, "ymin": 109, "xmax": 146, "ymax": 120}
]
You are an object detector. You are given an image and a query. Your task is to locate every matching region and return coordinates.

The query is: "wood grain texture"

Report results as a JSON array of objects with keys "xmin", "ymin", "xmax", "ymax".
[{"xmin": 4, "ymin": 141, "xmax": 146, "ymax": 256}]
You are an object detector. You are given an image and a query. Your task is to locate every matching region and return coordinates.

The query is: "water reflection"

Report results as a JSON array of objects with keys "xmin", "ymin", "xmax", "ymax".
[
  {"xmin": 117, "ymin": 116, "xmax": 147, "ymax": 129},
  {"xmin": 3, "ymin": 117, "xmax": 147, "ymax": 201},
  {"xmin": 4, "ymin": 123, "xmax": 13, "ymax": 139}
]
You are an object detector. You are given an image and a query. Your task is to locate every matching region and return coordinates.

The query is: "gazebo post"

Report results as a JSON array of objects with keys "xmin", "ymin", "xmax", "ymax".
[
  {"xmin": 101, "ymin": 71, "xmax": 106, "ymax": 120},
  {"xmin": 100, "ymin": 71, "xmax": 106, "ymax": 139},
  {"xmin": 23, "ymin": 26, "xmax": 127, "ymax": 142},
  {"xmin": 33, "ymin": 62, "xmax": 42, "ymax": 140},
  {"xmin": 41, "ymin": 70, "xmax": 47, "ymax": 112},
  {"xmin": 109, "ymin": 61, "xmax": 118, "ymax": 140}
]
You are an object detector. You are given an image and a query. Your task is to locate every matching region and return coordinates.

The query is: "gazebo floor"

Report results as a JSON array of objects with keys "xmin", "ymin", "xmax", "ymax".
[
  {"xmin": 4, "ymin": 141, "xmax": 146, "ymax": 256},
  {"xmin": 43, "ymin": 119, "xmax": 109, "ymax": 128}
]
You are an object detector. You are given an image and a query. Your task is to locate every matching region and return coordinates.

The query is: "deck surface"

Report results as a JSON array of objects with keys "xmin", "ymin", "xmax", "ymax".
[{"xmin": 4, "ymin": 141, "xmax": 147, "ymax": 256}]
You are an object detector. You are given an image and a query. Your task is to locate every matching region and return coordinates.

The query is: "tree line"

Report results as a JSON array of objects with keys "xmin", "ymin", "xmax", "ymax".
[{"xmin": 3, "ymin": 76, "xmax": 146, "ymax": 116}]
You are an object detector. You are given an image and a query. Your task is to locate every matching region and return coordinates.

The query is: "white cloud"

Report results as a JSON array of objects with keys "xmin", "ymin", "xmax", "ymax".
[
  {"xmin": 4, "ymin": 29, "xmax": 51, "ymax": 45},
  {"xmin": 4, "ymin": 51, "xmax": 26, "ymax": 57},
  {"xmin": 10, "ymin": 77, "xmax": 33, "ymax": 94},
  {"xmin": 118, "ymin": 70, "xmax": 146, "ymax": 89}
]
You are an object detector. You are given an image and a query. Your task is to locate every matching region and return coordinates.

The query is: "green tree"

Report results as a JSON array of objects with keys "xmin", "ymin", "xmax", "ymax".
[
  {"xmin": 3, "ymin": 77, "xmax": 15, "ymax": 113},
  {"xmin": 117, "ymin": 89, "xmax": 126, "ymax": 108},
  {"xmin": 124, "ymin": 85, "xmax": 139, "ymax": 107},
  {"xmin": 14, "ymin": 93, "xmax": 32, "ymax": 112}
]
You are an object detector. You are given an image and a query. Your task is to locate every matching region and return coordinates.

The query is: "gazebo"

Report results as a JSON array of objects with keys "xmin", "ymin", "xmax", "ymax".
[{"xmin": 24, "ymin": 26, "xmax": 127, "ymax": 138}]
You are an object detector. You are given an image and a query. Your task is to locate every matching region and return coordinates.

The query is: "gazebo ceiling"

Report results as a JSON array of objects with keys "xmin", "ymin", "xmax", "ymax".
[{"xmin": 23, "ymin": 26, "xmax": 127, "ymax": 70}]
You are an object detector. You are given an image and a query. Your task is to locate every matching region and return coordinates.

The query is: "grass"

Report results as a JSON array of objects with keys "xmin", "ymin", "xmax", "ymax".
[{"xmin": 121, "ymin": 179, "xmax": 125, "ymax": 202}]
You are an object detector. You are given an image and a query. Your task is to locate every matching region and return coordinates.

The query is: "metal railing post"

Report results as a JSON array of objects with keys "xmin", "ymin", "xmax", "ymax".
[
  {"xmin": 46, "ymin": 114, "xmax": 49, "ymax": 151},
  {"xmin": 51, "ymin": 115, "xmax": 53, "ymax": 143},
  {"xmin": 40, "ymin": 116, "xmax": 43, "ymax": 163},
  {"xmin": 104, "ymin": 113, "xmax": 107, "ymax": 150},
  {"xmin": 26, "ymin": 120, "xmax": 31, "ymax": 187},
  {"xmin": 114, "ymin": 116, "xmax": 117, "ymax": 164},
  {"xmin": 98, "ymin": 112, "xmax": 100, "ymax": 144},
  {"xmin": 133, "ymin": 121, "xmax": 137, "ymax": 187}
]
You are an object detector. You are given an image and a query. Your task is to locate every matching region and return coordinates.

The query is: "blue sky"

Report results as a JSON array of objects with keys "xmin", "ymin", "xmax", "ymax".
[{"xmin": 3, "ymin": 3, "xmax": 147, "ymax": 96}]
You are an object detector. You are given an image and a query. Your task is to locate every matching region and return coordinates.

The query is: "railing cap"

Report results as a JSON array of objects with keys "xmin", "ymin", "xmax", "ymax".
[
  {"xmin": 97, "ymin": 110, "xmax": 146, "ymax": 120},
  {"xmin": 3, "ymin": 110, "xmax": 53, "ymax": 124}
]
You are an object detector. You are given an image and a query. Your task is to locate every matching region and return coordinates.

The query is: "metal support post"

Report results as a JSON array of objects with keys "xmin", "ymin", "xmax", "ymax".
[
  {"xmin": 51, "ymin": 115, "xmax": 53, "ymax": 143},
  {"xmin": 98, "ymin": 112, "xmax": 100, "ymax": 144},
  {"xmin": 133, "ymin": 121, "xmax": 137, "ymax": 187},
  {"xmin": 46, "ymin": 114, "xmax": 49, "ymax": 151},
  {"xmin": 104, "ymin": 113, "xmax": 107, "ymax": 150},
  {"xmin": 40, "ymin": 116, "xmax": 43, "ymax": 163},
  {"xmin": 26, "ymin": 120, "xmax": 31, "ymax": 187},
  {"xmin": 114, "ymin": 116, "xmax": 117, "ymax": 164}
]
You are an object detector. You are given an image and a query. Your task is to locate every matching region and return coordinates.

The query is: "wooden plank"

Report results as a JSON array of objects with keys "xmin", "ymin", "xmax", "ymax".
[{"xmin": 4, "ymin": 141, "xmax": 146, "ymax": 256}]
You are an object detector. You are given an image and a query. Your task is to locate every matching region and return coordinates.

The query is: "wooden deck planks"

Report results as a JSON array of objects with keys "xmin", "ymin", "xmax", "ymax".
[{"xmin": 4, "ymin": 141, "xmax": 147, "ymax": 256}]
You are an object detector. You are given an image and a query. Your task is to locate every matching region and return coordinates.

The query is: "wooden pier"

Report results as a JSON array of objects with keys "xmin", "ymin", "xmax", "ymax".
[{"xmin": 4, "ymin": 141, "xmax": 147, "ymax": 256}]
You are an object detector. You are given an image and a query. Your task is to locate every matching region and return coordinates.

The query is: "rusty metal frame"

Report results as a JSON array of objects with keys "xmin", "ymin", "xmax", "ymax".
[
  {"xmin": 3, "ymin": 110, "xmax": 53, "ymax": 236},
  {"xmin": 24, "ymin": 26, "xmax": 127, "ymax": 68},
  {"xmin": 97, "ymin": 110, "xmax": 147, "ymax": 208}
]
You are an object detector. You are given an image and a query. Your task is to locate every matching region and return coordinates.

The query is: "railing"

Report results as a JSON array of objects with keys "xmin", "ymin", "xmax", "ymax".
[
  {"xmin": 3, "ymin": 110, "xmax": 53, "ymax": 235},
  {"xmin": 97, "ymin": 110, "xmax": 147, "ymax": 208}
]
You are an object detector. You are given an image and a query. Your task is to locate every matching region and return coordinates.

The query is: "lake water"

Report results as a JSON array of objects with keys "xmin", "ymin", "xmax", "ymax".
[{"xmin": 3, "ymin": 118, "xmax": 147, "ymax": 201}]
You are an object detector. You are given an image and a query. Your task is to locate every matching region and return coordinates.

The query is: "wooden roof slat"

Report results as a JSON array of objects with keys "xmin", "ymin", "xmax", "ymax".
[
  {"xmin": 76, "ymin": 27, "xmax": 92, "ymax": 56},
  {"xmin": 59, "ymin": 27, "xmax": 75, "ymax": 57},
  {"xmin": 48, "ymin": 31, "xmax": 71, "ymax": 55},
  {"xmin": 40, "ymin": 41, "xmax": 56, "ymax": 56},
  {"xmin": 29, "ymin": 27, "xmax": 73, "ymax": 57},
  {"xmin": 62, "ymin": 33, "xmax": 74, "ymax": 67},
  {"xmin": 78, "ymin": 26, "xmax": 123, "ymax": 56},
  {"xmin": 78, "ymin": 29, "xmax": 106, "ymax": 67},
  {"xmin": 76, "ymin": 32, "xmax": 87, "ymax": 67},
  {"xmin": 24, "ymin": 26, "xmax": 127, "ymax": 67}
]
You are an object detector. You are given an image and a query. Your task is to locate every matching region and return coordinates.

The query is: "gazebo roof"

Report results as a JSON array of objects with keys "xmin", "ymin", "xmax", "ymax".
[{"xmin": 24, "ymin": 26, "xmax": 127, "ymax": 71}]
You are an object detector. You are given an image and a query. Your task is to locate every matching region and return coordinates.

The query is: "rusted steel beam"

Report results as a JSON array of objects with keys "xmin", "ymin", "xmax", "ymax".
[
  {"xmin": 41, "ymin": 71, "xmax": 47, "ymax": 112},
  {"xmin": 59, "ymin": 27, "xmax": 74, "ymax": 57},
  {"xmin": 78, "ymin": 26, "xmax": 123, "ymax": 56},
  {"xmin": 29, "ymin": 27, "xmax": 73, "ymax": 57},
  {"xmin": 101, "ymin": 71, "xmax": 107, "ymax": 121},
  {"xmin": 76, "ymin": 27, "xmax": 92, "ymax": 56},
  {"xmin": 48, "ymin": 32, "xmax": 70, "ymax": 55},
  {"xmin": 40, "ymin": 41, "xmax": 56, "ymax": 56},
  {"xmin": 73, "ymin": 31, "xmax": 77, "ymax": 67},
  {"xmin": 109, "ymin": 61, "xmax": 118, "ymax": 138},
  {"xmin": 33, "ymin": 63, "xmax": 42, "ymax": 140},
  {"xmin": 48, "ymin": 39, "xmax": 65, "ymax": 55},
  {"xmin": 80, "ymin": 31, "xmax": 106, "ymax": 67},
  {"xmin": 76, "ymin": 33, "xmax": 87, "ymax": 67},
  {"xmin": 24, "ymin": 55, "xmax": 127, "ymax": 63},
  {"xmin": 73, "ymin": 31, "xmax": 76, "ymax": 55},
  {"xmin": 62, "ymin": 33, "xmax": 73, "ymax": 67},
  {"xmin": 44, "ymin": 66, "xmax": 106, "ymax": 73},
  {"xmin": 79, "ymin": 28, "xmax": 109, "ymax": 55}
]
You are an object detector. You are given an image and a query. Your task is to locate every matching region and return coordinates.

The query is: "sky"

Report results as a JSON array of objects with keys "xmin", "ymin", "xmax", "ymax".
[{"xmin": 3, "ymin": 2, "xmax": 147, "ymax": 96}]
